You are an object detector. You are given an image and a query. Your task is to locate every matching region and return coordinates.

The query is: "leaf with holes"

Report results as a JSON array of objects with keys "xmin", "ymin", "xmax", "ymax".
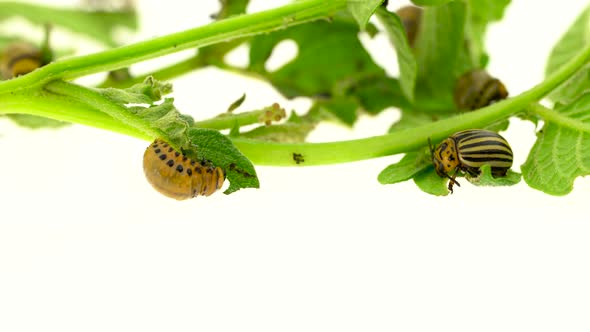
[
  {"xmin": 522, "ymin": 93, "xmax": 590, "ymax": 195},
  {"xmin": 413, "ymin": 166, "xmax": 450, "ymax": 196},
  {"xmin": 468, "ymin": 164, "xmax": 521, "ymax": 187},
  {"xmin": 185, "ymin": 128, "xmax": 259, "ymax": 194},
  {"xmin": 546, "ymin": 4, "xmax": 590, "ymax": 103}
]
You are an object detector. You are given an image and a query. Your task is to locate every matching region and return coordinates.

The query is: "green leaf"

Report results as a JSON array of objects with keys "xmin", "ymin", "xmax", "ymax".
[
  {"xmin": 464, "ymin": 0, "xmax": 511, "ymax": 68},
  {"xmin": 309, "ymin": 97, "xmax": 358, "ymax": 126},
  {"xmin": 100, "ymin": 77, "xmax": 173, "ymax": 105},
  {"xmin": 375, "ymin": 7, "xmax": 417, "ymax": 102},
  {"xmin": 248, "ymin": 17, "xmax": 384, "ymax": 99},
  {"xmin": 212, "ymin": 0, "xmax": 249, "ymax": 20},
  {"xmin": 378, "ymin": 151, "xmax": 430, "ymax": 184},
  {"xmin": 347, "ymin": 0, "xmax": 385, "ymax": 29},
  {"xmin": 3, "ymin": 114, "xmax": 68, "ymax": 129},
  {"xmin": 186, "ymin": 128, "xmax": 259, "ymax": 194},
  {"xmin": 468, "ymin": 164, "xmax": 521, "ymax": 187},
  {"xmin": 345, "ymin": 76, "xmax": 411, "ymax": 114},
  {"xmin": 414, "ymin": 1, "xmax": 467, "ymax": 106},
  {"xmin": 129, "ymin": 99, "xmax": 192, "ymax": 149},
  {"xmin": 522, "ymin": 93, "xmax": 590, "ymax": 195},
  {"xmin": 227, "ymin": 93, "xmax": 246, "ymax": 112},
  {"xmin": 0, "ymin": 2, "xmax": 138, "ymax": 47},
  {"xmin": 411, "ymin": 0, "xmax": 454, "ymax": 6},
  {"xmin": 413, "ymin": 166, "xmax": 450, "ymax": 196},
  {"xmin": 546, "ymin": 5, "xmax": 590, "ymax": 103}
]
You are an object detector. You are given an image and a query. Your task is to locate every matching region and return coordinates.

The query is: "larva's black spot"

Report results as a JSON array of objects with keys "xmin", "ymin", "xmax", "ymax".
[
  {"xmin": 447, "ymin": 164, "xmax": 451, "ymax": 168},
  {"xmin": 163, "ymin": 143, "xmax": 169, "ymax": 148},
  {"xmin": 167, "ymin": 159, "xmax": 174, "ymax": 167},
  {"xmin": 195, "ymin": 167, "xmax": 202, "ymax": 174},
  {"xmin": 176, "ymin": 165, "xmax": 183, "ymax": 172},
  {"xmin": 206, "ymin": 167, "xmax": 213, "ymax": 173},
  {"xmin": 159, "ymin": 154, "xmax": 167, "ymax": 160},
  {"xmin": 190, "ymin": 160, "xmax": 196, "ymax": 166},
  {"xmin": 168, "ymin": 147, "xmax": 173, "ymax": 153},
  {"xmin": 182, "ymin": 156, "xmax": 187, "ymax": 162},
  {"xmin": 155, "ymin": 149, "xmax": 161, "ymax": 153},
  {"xmin": 175, "ymin": 151, "xmax": 180, "ymax": 157},
  {"xmin": 200, "ymin": 160, "xmax": 207, "ymax": 166},
  {"xmin": 187, "ymin": 168, "xmax": 192, "ymax": 176},
  {"xmin": 153, "ymin": 144, "xmax": 159, "ymax": 149}
]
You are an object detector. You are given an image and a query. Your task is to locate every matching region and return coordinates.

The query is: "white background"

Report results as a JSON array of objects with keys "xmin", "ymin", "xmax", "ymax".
[{"xmin": 1, "ymin": 0, "xmax": 590, "ymax": 331}]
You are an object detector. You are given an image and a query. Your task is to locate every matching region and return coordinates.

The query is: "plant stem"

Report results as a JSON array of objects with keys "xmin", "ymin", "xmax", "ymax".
[
  {"xmin": 194, "ymin": 109, "xmax": 274, "ymax": 130},
  {"xmin": 527, "ymin": 102, "xmax": 590, "ymax": 133},
  {"xmin": 3, "ymin": 43, "xmax": 590, "ymax": 166},
  {"xmin": 0, "ymin": 0, "xmax": 347, "ymax": 94}
]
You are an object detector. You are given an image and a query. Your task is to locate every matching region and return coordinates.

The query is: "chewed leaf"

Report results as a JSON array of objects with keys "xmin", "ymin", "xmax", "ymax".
[
  {"xmin": 378, "ymin": 151, "xmax": 429, "ymax": 184},
  {"xmin": 468, "ymin": 164, "xmax": 521, "ymax": 187},
  {"xmin": 4, "ymin": 114, "xmax": 68, "ymax": 129},
  {"xmin": 376, "ymin": 7, "xmax": 417, "ymax": 102},
  {"xmin": 546, "ymin": 4, "xmax": 590, "ymax": 103},
  {"xmin": 347, "ymin": 0, "xmax": 385, "ymax": 30},
  {"xmin": 522, "ymin": 93, "xmax": 590, "ymax": 195},
  {"xmin": 185, "ymin": 128, "xmax": 259, "ymax": 194},
  {"xmin": 413, "ymin": 166, "xmax": 450, "ymax": 196},
  {"xmin": 100, "ymin": 76, "xmax": 173, "ymax": 105},
  {"xmin": 129, "ymin": 98, "xmax": 192, "ymax": 149}
]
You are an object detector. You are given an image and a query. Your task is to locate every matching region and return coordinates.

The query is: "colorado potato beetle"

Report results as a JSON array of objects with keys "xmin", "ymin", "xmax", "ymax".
[
  {"xmin": 143, "ymin": 139, "xmax": 225, "ymax": 200},
  {"xmin": 395, "ymin": 5, "xmax": 423, "ymax": 48},
  {"xmin": 454, "ymin": 69, "xmax": 509, "ymax": 111},
  {"xmin": 429, "ymin": 129, "xmax": 513, "ymax": 193}
]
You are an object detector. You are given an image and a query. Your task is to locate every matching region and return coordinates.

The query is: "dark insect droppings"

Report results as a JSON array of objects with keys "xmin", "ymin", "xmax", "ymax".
[{"xmin": 167, "ymin": 159, "xmax": 174, "ymax": 167}]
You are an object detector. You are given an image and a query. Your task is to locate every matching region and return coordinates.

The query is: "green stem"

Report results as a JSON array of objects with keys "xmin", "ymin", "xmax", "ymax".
[
  {"xmin": 528, "ymin": 102, "xmax": 590, "ymax": 133},
  {"xmin": 0, "ymin": 0, "xmax": 347, "ymax": 94},
  {"xmin": 0, "ymin": 89, "xmax": 148, "ymax": 139},
  {"xmin": 44, "ymin": 80, "xmax": 159, "ymax": 140},
  {"xmin": 194, "ymin": 109, "xmax": 274, "ymax": 130}
]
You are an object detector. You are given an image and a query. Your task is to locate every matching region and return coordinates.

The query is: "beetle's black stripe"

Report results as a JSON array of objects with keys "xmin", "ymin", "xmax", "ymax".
[
  {"xmin": 461, "ymin": 156, "xmax": 513, "ymax": 163},
  {"xmin": 460, "ymin": 140, "xmax": 511, "ymax": 151},
  {"xmin": 461, "ymin": 149, "xmax": 513, "ymax": 156}
]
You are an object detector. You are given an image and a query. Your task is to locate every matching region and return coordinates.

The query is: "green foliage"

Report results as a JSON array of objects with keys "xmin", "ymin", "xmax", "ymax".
[
  {"xmin": 413, "ymin": 167, "xmax": 450, "ymax": 196},
  {"xmin": 3, "ymin": 114, "xmax": 67, "ymax": 129},
  {"xmin": 522, "ymin": 94, "xmax": 590, "ymax": 195},
  {"xmin": 375, "ymin": 7, "xmax": 417, "ymax": 102},
  {"xmin": 546, "ymin": 5, "xmax": 590, "ymax": 103},
  {"xmin": 347, "ymin": 0, "xmax": 385, "ymax": 29},
  {"xmin": 0, "ymin": 2, "xmax": 137, "ymax": 47},
  {"xmin": 414, "ymin": 1, "xmax": 468, "ymax": 109},
  {"xmin": 411, "ymin": 0, "xmax": 454, "ymax": 6},
  {"xmin": 468, "ymin": 165, "xmax": 521, "ymax": 187},
  {"xmin": 186, "ymin": 128, "xmax": 259, "ymax": 194},
  {"xmin": 378, "ymin": 151, "xmax": 429, "ymax": 184},
  {"xmin": 464, "ymin": 0, "xmax": 511, "ymax": 67}
]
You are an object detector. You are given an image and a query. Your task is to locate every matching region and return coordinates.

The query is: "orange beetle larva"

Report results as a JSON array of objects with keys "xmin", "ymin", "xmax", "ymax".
[
  {"xmin": 0, "ymin": 42, "xmax": 44, "ymax": 80},
  {"xmin": 143, "ymin": 139, "xmax": 225, "ymax": 200},
  {"xmin": 395, "ymin": 5, "xmax": 423, "ymax": 48}
]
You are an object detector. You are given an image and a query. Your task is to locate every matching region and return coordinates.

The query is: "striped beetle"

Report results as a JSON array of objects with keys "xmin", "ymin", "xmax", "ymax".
[
  {"xmin": 395, "ymin": 5, "xmax": 422, "ymax": 48},
  {"xmin": 454, "ymin": 70, "xmax": 509, "ymax": 111},
  {"xmin": 429, "ymin": 129, "xmax": 513, "ymax": 193}
]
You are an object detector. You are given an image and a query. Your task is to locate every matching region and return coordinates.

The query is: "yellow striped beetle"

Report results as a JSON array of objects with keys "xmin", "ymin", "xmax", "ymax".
[
  {"xmin": 429, "ymin": 129, "xmax": 513, "ymax": 193},
  {"xmin": 454, "ymin": 70, "xmax": 509, "ymax": 111},
  {"xmin": 143, "ymin": 139, "xmax": 225, "ymax": 200}
]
